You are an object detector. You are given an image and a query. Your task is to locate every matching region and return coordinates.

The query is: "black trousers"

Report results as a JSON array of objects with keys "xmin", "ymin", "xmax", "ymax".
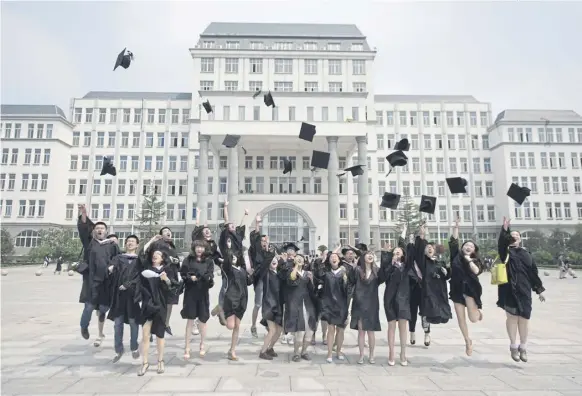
[{"xmin": 409, "ymin": 282, "xmax": 430, "ymax": 334}]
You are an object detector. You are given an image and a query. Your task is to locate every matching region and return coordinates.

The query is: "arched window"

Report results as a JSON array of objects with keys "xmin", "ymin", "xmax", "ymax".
[
  {"xmin": 14, "ymin": 230, "xmax": 41, "ymax": 248},
  {"xmin": 263, "ymin": 207, "xmax": 310, "ymax": 254}
]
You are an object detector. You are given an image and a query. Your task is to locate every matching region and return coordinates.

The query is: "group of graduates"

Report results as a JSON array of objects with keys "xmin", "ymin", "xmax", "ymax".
[{"xmin": 75, "ymin": 199, "xmax": 547, "ymax": 376}]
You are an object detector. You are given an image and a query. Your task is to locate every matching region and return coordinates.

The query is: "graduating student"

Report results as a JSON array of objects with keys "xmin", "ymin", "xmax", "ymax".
[
  {"xmin": 279, "ymin": 242, "xmax": 300, "ymax": 345},
  {"xmin": 498, "ymin": 216, "xmax": 546, "ymax": 362},
  {"xmin": 76, "ymin": 204, "xmax": 120, "ymax": 347},
  {"xmin": 258, "ymin": 253, "xmax": 283, "ymax": 360},
  {"xmin": 317, "ymin": 252, "xmax": 349, "ymax": 363},
  {"xmin": 409, "ymin": 225, "xmax": 433, "ymax": 347},
  {"xmin": 180, "ymin": 240, "xmax": 215, "ymax": 359},
  {"xmin": 222, "ymin": 244, "xmax": 254, "ymax": 361},
  {"xmin": 285, "ymin": 255, "xmax": 318, "ymax": 361},
  {"xmin": 249, "ymin": 213, "xmax": 270, "ymax": 338},
  {"xmin": 449, "ymin": 216, "xmax": 483, "ymax": 356},
  {"xmin": 107, "ymin": 234, "xmax": 141, "ymax": 363},
  {"xmin": 380, "ymin": 226, "xmax": 412, "ymax": 366},
  {"xmin": 347, "ymin": 247, "xmax": 384, "ymax": 364},
  {"xmin": 136, "ymin": 246, "xmax": 180, "ymax": 376}
]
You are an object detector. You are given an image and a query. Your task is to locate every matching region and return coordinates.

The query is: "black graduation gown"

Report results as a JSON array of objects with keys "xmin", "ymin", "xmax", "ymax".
[
  {"xmin": 497, "ymin": 227, "xmax": 545, "ymax": 319},
  {"xmin": 249, "ymin": 230, "xmax": 269, "ymax": 287},
  {"xmin": 191, "ymin": 225, "xmax": 222, "ymax": 265},
  {"xmin": 107, "ymin": 253, "xmax": 141, "ymax": 323},
  {"xmin": 284, "ymin": 269, "xmax": 318, "ymax": 333},
  {"xmin": 318, "ymin": 266, "xmax": 349, "ymax": 328},
  {"xmin": 422, "ymin": 257, "xmax": 453, "ymax": 324},
  {"xmin": 180, "ymin": 254, "xmax": 215, "ymax": 322},
  {"xmin": 222, "ymin": 251, "xmax": 253, "ymax": 320},
  {"xmin": 380, "ymin": 238, "xmax": 413, "ymax": 322},
  {"xmin": 137, "ymin": 262, "xmax": 179, "ymax": 338},
  {"xmin": 260, "ymin": 269, "xmax": 283, "ymax": 327},
  {"xmin": 348, "ymin": 260, "xmax": 385, "ymax": 331},
  {"xmin": 449, "ymin": 237, "xmax": 483, "ymax": 309},
  {"xmin": 341, "ymin": 259, "xmax": 358, "ymax": 301},
  {"xmin": 150, "ymin": 239, "xmax": 181, "ymax": 305}
]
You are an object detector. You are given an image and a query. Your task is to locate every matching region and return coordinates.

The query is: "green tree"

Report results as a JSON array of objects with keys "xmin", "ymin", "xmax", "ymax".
[
  {"xmin": 393, "ymin": 195, "xmax": 423, "ymax": 236},
  {"xmin": 521, "ymin": 230, "xmax": 547, "ymax": 252},
  {"xmin": 28, "ymin": 228, "xmax": 83, "ymax": 263},
  {"xmin": 566, "ymin": 224, "xmax": 582, "ymax": 254},
  {"xmin": 1, "ymin": 228, "xmax": 15, "ymax": 264},
  {"xmin": 135, "ymin": 192, "xmax": 166, "ymax": 240},
  {"xmin": 531, "ymin": 250, "xmax": 554, "ymax": 267},
  {"xmin": 546, "ymin": 227, "xmax": 571, "ymax": 258}
]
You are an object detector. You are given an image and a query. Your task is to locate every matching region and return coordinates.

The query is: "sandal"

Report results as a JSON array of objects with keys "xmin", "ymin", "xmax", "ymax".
[
  {"xmin": 228, "ymin": 351, "xmax": 239, "ymax": 361},
  {"xmin": 157, "ymin": 360, "xmax": 165, "ymax": 374},
  {"xmin": 465, "ymin": 339, "xmax": 473, "ymax": 357},
  {"xmin": 184, "ymin": 348, "xmax": 191, "ymax": 360},
  {"xmin": 137, "ymin": 362, "xmax": 149, "ymax": 376},
  {"xmin": 199, "ymin": 344, "xmax": 207, "ymax": 358},
  {"xmin": 369, "ymin": 357, "xmax": 376, "ymax": 364},
  {"xmin": 93, "ymin": 336, "xmax": 103, "ymax": 347}
]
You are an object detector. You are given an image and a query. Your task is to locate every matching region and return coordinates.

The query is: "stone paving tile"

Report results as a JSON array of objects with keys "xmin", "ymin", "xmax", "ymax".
[
  {"xmin": 0, "ymin": 364, "xmax": 67, "ymax": 379},
  {"xmin": 291, "ymin": 375, "xmax": 367, "ymax": 391},
  {"xmin": 329, "ymin": 391, "xmax": 407, "ymax": 396},
  {"xmin": 406, "ymin": 392, "xmax": 488, "ymax": 396},
  {"xmin": 61, "ymin": 377, "xmax": 150, "ymax": 393},
  {"xmin": 140, "ymin": 377, "xmax": 220, "ymax": 392},
  {"xmin": 360, "ymin": 375, "xmax": 440, "ymax": 392},
  {"xmin": 483, "ymin": 392, "xmax": 565, "ymax": 396},
  {"xmin": 429, "ymin": 374, "xmax": 514, "ymax": 391},
  {"xmin": 215, "ymin": 377, "xmax": 291, "ymax": 392},
  {"xmin": 492, "ymin": 374, "xmax": 582, "ymax": 391},
  {"xmin": 1, "ymin": 378, "xmax": 81, "ymax": 394}
]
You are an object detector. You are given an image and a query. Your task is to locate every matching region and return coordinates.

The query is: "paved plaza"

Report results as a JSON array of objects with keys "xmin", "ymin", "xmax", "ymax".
[{"xmin": 1, "ymin": 265, "xmax": 581, "ymax": 396}]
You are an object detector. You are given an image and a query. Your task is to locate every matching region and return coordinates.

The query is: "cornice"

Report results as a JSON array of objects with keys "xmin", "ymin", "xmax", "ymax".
[{"xmin": 197, "ymin": 90, "xmax": 369, "ymax": 99}]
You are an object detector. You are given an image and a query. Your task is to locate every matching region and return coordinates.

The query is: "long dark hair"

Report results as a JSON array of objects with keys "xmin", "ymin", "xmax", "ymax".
[{"xmin": 357, "ymin": 253, "xmax": 378, "ymax": 281}]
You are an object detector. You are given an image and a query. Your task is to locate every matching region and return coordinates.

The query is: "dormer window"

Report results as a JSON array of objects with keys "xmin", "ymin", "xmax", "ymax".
[
  {"xmin": 202, "ymin": 41, "xmax": 215, "ymax": 49},
  {"xmin": 351, "ymin": 43, "xmax": 364, "ymax": 51},
  {"xmin": 328, "ymin": 43, "xmax": 341, "ymax": 51},
  {"xmin": 226, "ymin": 41, "xmax": 240, "ymax": 49},
  {"xmin": 304, "ymin": 42, "xmax": 318, "ymax": 51}
]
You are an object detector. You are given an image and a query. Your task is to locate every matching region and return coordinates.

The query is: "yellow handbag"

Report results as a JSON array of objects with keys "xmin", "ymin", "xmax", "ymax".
[{"xmin": 491, "ymin": 252, "xmax": 509, "ymax": 285}]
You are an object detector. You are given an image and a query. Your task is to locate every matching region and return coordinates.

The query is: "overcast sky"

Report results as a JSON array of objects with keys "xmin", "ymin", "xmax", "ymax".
[{"xmin": 2, "ymin": 1, "xmax": 581, "ymax": 117}]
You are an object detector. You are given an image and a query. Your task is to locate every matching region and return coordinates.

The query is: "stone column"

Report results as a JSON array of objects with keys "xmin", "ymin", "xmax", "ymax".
[
  {"xmin": 227, "ymin": 147, "xmax": 240, "ymax": 217},
  {"xmin": 197, "ymin": 135, "xmax": 210, "ymax": 224},
  {"xmin": 356, "ymin": 136, "xmax": 370, "ymax": 244},
  {"xmin": 327, "ymin": 136, "xmax": 340, "ymax": 248}
]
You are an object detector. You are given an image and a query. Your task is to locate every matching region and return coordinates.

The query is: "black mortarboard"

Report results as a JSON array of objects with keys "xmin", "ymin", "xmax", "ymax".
[
  {"xmin": 264, "ymin": 91, "xmax": 275, "ymax": 107},
  {"xmin": 222, "ymin": 134, "xmax": 241, "ymax": 148},
  {"xmin": 386, "ymin": 150, "xmax": 408, "ymax": 167},
  {"xmin": 355, "ymin": 243, "xmax": 368, "ymax": 252},
  {"xmin": 113, "ymin": 48, "xmax": 133, "ymax": 71},
  {"xmin": 100, "ymin": 156, "xmax": 117, "ymax": 176},
  {"xmin": 202, "ymin": 100, "xmax": 213, "ymax": 114},
  {"xmin": 507, "ymin": 183, "xmax": 531, "ymax": 205},
  {"xmin": 252, "ymin": 89, "xmax": 262, "ymax": 99},
  {"xmin": 282, "ymin": 158, "xmax": 292, "ymax": 175},
  {"xmin": 446, "ymin": 177, "xmax": 468, "ymax": 194},
  {"xmin": 394, "ymin": 138, "xmax": 410, "ymax": 151},
  {"xmin": 299, "ymin": 122, "xmax": 316, "ymax": 142},
  {"xmin": 380, "ymin": 192, "xmax": 401, "ymax": 209},
  {"xmin": 311, "ymin": 150, "xmax": 330, "ymax": 170},
  {"xmin": 337, "ymin": 165, "xmax": 365, "ymax": 177},
  {"xmin": 282, "ymin": 242, "xmax": 300, "ymax": 252},
  {"xmin": 419, "ymin": 195, "xmax": 437, "ymax": 214}
]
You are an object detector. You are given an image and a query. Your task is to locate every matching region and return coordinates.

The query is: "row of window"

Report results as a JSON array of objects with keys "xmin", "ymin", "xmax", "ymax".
[
  {"xmin": 0, "ymin": 149, "xmax": 51, "ymax": 166},
  {"xmin": 513, "ymin": 201, "xmax": 582, "ymax": 221},
  {"xmin": 199, "ymin": 40, "xmax": 365, "ymax": 52},
  {"xmin": 511, "ymin": 176, "xmax": 582, "ymax": 195},
  {"xmin": 71, "ymin": 131, "xmax": 189, "ymax": 149},
  {"xmin": 375, "ymin": 110, "xmax": 489, "ymax": 128},
  {"xmin": 0, "ymin": 199, "xmax": 46, "ymax": 218},
  {"xmin": 200, "ymin": 80, "xmax": 366, "ymax": 94},
  {"xmin": 1, "ymin": 123, "xmax": 54, "ymax": 139},
  {"xmin": 73, "ymin": 108, "xmax": 191, "ymax": 125},
  {"xmin": 202, "ymin": 104, "xmax": 366, "ymax": 122},
  {"xmin": 509, "ymin": 151, "xmax": 582, "ymax": 170},
  {"xmin": 378, "ymin": 133, "xmax": 489, "ymax": 151},
  {"xmin": 201, "ymin": 57, "xmax": 367, "ymax": 76},
  {"xmin": 353, "ymin": 232, "xmax": 499, "ymax": 249},
  {"xmin": 506, "ymin": 127, "xmax": 582, "ymax": 144},
  {"xmin": 0, "ymin": 173, "xmax": 49, "ymax": 192}
]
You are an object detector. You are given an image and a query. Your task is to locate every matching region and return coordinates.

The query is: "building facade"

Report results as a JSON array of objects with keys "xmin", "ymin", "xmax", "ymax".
[{"xmin": 2, "ymin": 22, "xmax": 581, "ymax": 255}]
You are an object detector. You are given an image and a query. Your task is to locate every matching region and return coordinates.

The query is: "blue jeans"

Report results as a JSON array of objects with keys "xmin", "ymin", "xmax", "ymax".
[
  {"xmin": 80, "ymin": 303, "xmax": 109, "ymax": 330},
  {"xmin": 114, "ymin": 316, "xmax": 139, "ymax": 354}
]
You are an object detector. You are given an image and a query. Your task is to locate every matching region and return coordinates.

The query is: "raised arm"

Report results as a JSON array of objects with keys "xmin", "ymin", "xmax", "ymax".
[
  {"xmin": 414, "ymin": 225, "xmax": 428, "ymax": 264},
  {"xmin": 240, "ymin": 208, "xmax": 249, "ymax": 227},
  {"xmin": 254, "ymin": 213, "xmax": 261, "ymax": 232},
  {"xmin": 498, "ymin": 216, "xmax": 512, "ymax": 262},
  {"xmin": 76, "ymin": 204, "xmax": 94, "ymax": 248},
  {"xmin": 195, "ymin": 206, "xmax": 201, "ymax": 226},
  {"xmin": 223, "ymin": 201, "xmax": 230, "ymax": 224},
  {"xmin": 449, "ymin": 216, "xmax": 460, "ymax": 260},
  {"xmin": 143, "ymin": 235, "xmax": 162, "ymax": 254}
]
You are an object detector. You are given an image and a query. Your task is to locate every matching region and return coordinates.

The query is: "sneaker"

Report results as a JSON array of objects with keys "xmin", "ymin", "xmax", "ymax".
[
  {"xmin": 112, "ymin": 352, "xmax": 123, "ymax": 363},
  {"xmin": 81, "ymin": 328, "xmax": 90, "ymax": 340},
  {"xmin": 266, "ymin": 348, "xmax": 278, "ymax": 357},
  {"xmin": 410, "ymin": 332, "xmax": 416, "ymax": 345},
  {"xmin": 301, "ymin": 353, "xmax": 311, "ymax": 361},
  {"xmin": 131, "ymin": 350, "xmax": 140, "ymax": 359},
  {"xmin": 192, "ymin": 321, "xmax": 200, "ymax": 336},
  {"xmin": 280, "ymin": 334, "xmax": 287, "ymax": 344},
  {"xmin": 518, "ymin": 347, "xmax": 528, "ymax": 362},
  {"xmin": 510, "ymin": 347, "xmax": 520, "ymax": 362},
  {"xmin": 286, "ymin": 334, "xmax": 294, "ymax": 344},
  {"xmin": 259, "ymin": 351, "xmax": 273, "ymax": 360},
  {"xmin": 424, "ymin": 334, "xmax": 431, "ymax": 346},
  {"xmin": 251, "ymin": 326, "xmax": 258, "ymax": 338}
]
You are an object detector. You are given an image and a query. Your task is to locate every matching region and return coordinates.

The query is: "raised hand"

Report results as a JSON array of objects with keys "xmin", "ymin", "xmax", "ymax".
[
  {"xmin": 256, "ymin": 214, "xmax": 262, "ymax": 222},
  {"xmin": 455, "ymin": 216, "xmax": 460, "ymax": 227},
  {"xmin": 78, "ymin": 204, "xmax": 87, "ymax": 214},
  {"xmin": 224, "ymin": 201, "xmax": 229, "ymax": 207},
  {"xmin": 244, "ymin": 208, "xmax": 249, "ymax": 215},
  {"xmin": 503, "ymin": 216, "xmax": 510, "ymax": 230}
]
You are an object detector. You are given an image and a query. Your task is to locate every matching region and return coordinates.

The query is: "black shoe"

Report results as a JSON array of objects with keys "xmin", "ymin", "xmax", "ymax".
[
  {"xmin": 165, "ymin": 326, "xmax": 173, "ymax": 336},
  {"xmin": 259, "ymin": 352, "xmax": 273, "ymax": 360},
  {"xmin": 301, "ymin": 353, "xmax": 311, "ymax": 361},
  {"xmin": 81, "ymin": 328, "xmax": 90, "ymax": 340},
  {"xmin": 112, "ymin": 352, "xmax": 123, "ymax": 363},
  {"xmin": 267, "ymin": 348, "xmax": 278, "ymax": 357}
]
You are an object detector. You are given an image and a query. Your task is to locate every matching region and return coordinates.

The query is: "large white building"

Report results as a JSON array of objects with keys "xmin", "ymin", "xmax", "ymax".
[{"xmin": 2, "ymin": 22, "xmax": 581, "ymax": 255}]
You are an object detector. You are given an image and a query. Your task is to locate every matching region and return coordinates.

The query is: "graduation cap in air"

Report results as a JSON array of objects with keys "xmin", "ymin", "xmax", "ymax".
[
  {"xmin": 299, "ymin": 122, "xmax": 316, "ymax": 142},
  {"xmin": 222, "ymin": 135, "xmax": 241, "ymax": 148},
  {"xmin": 282, "ymin": 242, "xmax": 300, "ymax": 252},
  {"xmin": 264, "ymin": 91, "xmax": 275, "ymax": 107},
  {"xmin": 385, "ymin": 150, "xmax": 408, "ymax": 177},
  {"xmin": 507, "ymin": 183, "xmax": 531, "ymax": 205},
  {"xmin": 446, "ymin": 177, "xmax": 468, "ymax": 194},
  {"xmin": 337, "ymin": 165, "xmax": 365, "ymax": 178},
  {"xmin": 282, "ymin": 158, "xmax": 292, "ymax": 175},
  {"xmin": 311, "ymin": 150, "xmax": 330, "ymax": 170},
  {"xmin": 113, "ymin": 48, "xmax": 134, "ymax": 71},
  {"xmin": 252, "ymin": 89, "xmax": 262, "ymax": 99},
  {"xmin": 100, "ymin": 156, "xmax": 117, "ymax": 176},
  {"xmin": 394, "ymin": 138, "xmax": 410, "ymax": 151},
  {"xmin": 380, "ymin": 192, "xmax": 401, "ymax": 210},
  {"xmin": 419, "ymin": 195, "xmax": 437, "ymax": 215},
  {"xmin": 202, "ymin": 100, "xmax": 213, "ymax": 114}
]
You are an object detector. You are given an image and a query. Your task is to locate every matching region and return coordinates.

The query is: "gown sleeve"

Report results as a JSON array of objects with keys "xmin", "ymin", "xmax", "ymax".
[
  {"xmin": 498, "ymin": 226, "xmax": 512, "ymax": 263},
  {"xmin": 397, "ymin": 236, "xmax": 406, "ymax": 250},
  {"xmin": 449, "ymin": 236, "xmax": 460, "ymax": 262},
  {"xmin": 77, "ymin": 215, "xmax": 94, "ymax": 249},
  {"xmin": 529, "ymin": 255, "xmax": 545, "ymax": 295}
]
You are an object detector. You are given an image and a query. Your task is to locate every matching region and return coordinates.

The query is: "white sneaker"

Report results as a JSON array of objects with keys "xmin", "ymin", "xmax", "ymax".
[
  {"xmin": 192, "ymin": 320, "xmax": 200, "ymax": 336},
  {"xmin": 286, "ymin": 334, "xmax": 294, "ymax": 344}
]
